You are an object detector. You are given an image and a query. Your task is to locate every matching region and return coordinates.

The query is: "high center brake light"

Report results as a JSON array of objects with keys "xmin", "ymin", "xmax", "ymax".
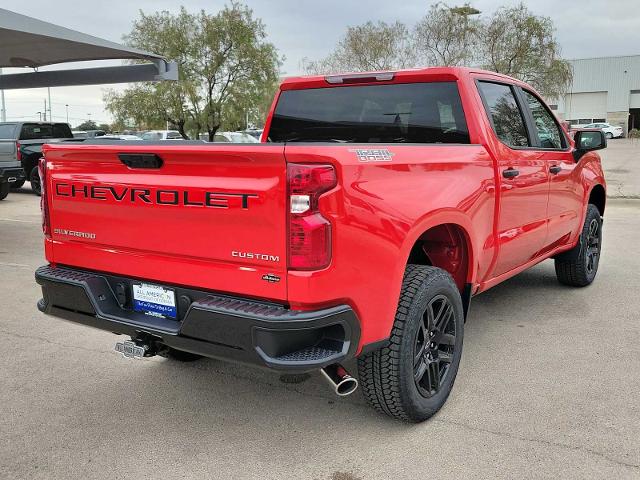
[
  {"xmin": 38, "ymin": 157, "xmax": 50, "ymax": 238},
  {"xmin": 287, "ymin": 163, "xmax": 337, "ymax": 270}
]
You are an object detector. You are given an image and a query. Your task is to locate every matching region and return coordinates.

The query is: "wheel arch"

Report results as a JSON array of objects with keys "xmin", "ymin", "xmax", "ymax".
[
  {"xmin": 402, "ymin": 213, "xmax": 476, "ymax": 294},
  {"xmin": 588, "ymin": 183, "xmax": 606, "ymax": 216},
  {"xmin": 23, "ymin": 152, "xmax": 41, "ymax": 173}
]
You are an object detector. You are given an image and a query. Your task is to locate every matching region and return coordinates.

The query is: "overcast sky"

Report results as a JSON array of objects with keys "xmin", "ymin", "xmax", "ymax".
[{"xmin": 4, "ymin": 0, "xmax": 640, "ymax": 127}]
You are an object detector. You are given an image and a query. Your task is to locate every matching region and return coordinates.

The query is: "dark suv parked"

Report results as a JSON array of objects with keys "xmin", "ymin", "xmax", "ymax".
[{"xmin": 0, "ymin": 122, "xmax": 74, "ymax": 196}]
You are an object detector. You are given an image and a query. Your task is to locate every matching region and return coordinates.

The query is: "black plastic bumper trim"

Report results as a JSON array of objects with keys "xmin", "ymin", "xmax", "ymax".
[
  {"xmin": 35, "ymin": 265, "xmax": 361, "ymax": 371},
  {"xmin": 0, "ymin": 167, "xmax": 26, "ymax": 183}
]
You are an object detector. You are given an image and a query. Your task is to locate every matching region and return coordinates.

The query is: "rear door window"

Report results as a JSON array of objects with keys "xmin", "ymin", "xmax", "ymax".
[
  {"xmin": 268, "ymin": 82, "xmax": 470, "ymax": 144},
  {"xmin": 477, "ymin": 81, "xmax": 530, "ymax": 148}
]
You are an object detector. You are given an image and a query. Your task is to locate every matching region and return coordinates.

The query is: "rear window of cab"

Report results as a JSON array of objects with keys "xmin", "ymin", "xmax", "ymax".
[{"xmin": 268, "ymin": 82, "xmax": 470, "ymax": 144}]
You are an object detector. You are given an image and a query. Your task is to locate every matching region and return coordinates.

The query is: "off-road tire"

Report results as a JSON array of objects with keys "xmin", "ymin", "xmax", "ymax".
[
  {"xmin": 555, "ymin": 204, "xmax": 602, "ymax": 287},
  {"xmin": 10, "ymin": 178, "xmax": 25, "ymax": 189},
  {"xmin": 358, "ymin": 265, "xmax": 464, "ymax": 422},
  {"xmin": 0, "ymin": 182, "xmax": 9, "ymax": 200}
]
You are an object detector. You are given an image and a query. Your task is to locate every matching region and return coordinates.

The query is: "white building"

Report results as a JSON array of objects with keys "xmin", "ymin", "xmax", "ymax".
[{"xmin": 553, "ymin": 55, "xmax": 640, "ymax": 134}]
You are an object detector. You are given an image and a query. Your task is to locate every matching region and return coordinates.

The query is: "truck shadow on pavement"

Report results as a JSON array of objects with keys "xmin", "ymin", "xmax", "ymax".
[
  {"xmin": 68, "ymin": 261, "xmax": 574, "ymax": 424},
  {"xmin": 37, "ymin": 258, "xmax": 618, "ymax": 478}
]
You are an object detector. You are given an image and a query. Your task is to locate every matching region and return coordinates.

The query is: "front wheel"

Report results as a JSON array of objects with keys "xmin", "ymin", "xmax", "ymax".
[
  {"xmin": 358, "ymin": 265, "xmax": 464, "ymax": 422},
  {"xmin": 555, "ymin": 204, "xmax": 602, "ymax": 287}
]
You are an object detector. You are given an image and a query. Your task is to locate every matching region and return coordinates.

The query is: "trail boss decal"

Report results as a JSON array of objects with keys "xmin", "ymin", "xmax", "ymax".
[
  {"xmin": 349, "ymin": 148, "xmax": 394, "ymax": 162},
  {"xmin": 53, "ymin": 182, "xmax": 258, "ymax": 209}
]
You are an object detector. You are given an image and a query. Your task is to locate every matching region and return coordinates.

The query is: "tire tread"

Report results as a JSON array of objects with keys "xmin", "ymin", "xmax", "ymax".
[{"xmin": 358, "ymin": 265, "xmax": 458, "ymax": 421}]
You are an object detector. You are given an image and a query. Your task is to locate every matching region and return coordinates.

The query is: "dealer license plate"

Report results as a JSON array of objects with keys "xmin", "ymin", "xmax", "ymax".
[{"xmin": 132, "ymin": 282, "xmax": 177, "ymax": 319}]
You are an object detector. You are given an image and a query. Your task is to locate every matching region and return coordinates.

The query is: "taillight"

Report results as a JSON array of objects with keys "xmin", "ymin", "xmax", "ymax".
[
  {"xmin": 287, "ymin": 163, "xmax": 337, "ymax": 270},
  {"xmin": 38, "ymin": 157, "xmax": 50, "ymax": 238},
  {"xmin": 16, "ymin": 142, "xmax": 21, "ymax": 162}
]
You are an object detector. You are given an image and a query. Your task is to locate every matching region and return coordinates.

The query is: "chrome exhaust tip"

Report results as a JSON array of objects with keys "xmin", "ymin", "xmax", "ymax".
[{"xmin": 320, "ymin": 363, "xmax": 358, "ymax": 396}]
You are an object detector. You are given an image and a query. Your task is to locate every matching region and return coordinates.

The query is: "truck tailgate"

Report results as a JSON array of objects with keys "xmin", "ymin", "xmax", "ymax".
[{"xmin": 43, "ymin": 143, "xmax": 288, "ymax": 301}]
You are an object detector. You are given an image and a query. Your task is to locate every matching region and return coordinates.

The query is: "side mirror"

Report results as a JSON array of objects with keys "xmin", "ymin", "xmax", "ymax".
[{"xmin": 573, "ymin": 129, "xmax": 606, "ymax": 161}]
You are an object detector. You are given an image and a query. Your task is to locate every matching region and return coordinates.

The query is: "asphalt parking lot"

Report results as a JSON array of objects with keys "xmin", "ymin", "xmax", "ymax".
[
  {"xmin": 1, "ymin": 181, "xmax": 639, "ymax": 479},
  {"xmin": 599, "ymin": 138, "xmax": 640, "ymax": 198}
]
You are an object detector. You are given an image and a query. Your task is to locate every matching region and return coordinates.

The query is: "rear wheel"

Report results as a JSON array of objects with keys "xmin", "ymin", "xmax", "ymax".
[
  {"xmin": 555, "ymin": 204, "xmax": 602, "ymax": 287},
  {"xmin": 29, "ymin": 166, "xmax": 41, "ymax": 196},
  {"xmin": 0, "ymin": 182, "xmax": 9, "ymax": 200},
  {"xmin": 10, "ymin": 178, "xmax": 25, "ymax": 189},
  {"xmin": 605, "ymin": 132, "xmax": 613, "ymax": 139},
  {"xmin": 358, "ymin": 265, "xmax": 464, "ymax": 422}
]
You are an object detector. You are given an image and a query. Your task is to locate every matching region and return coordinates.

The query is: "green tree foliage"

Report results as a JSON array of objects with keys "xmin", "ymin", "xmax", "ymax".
[
  {"xmin": 306, "ymin": 3, "xmax": 571, "ymax": 99},
  {"xmin": 104, "ymin": 3, "xmax": 281, "ymax": 140},
  {"xmin": 75, "ymin": 120, "xmax": 97, "ymax": 130}
]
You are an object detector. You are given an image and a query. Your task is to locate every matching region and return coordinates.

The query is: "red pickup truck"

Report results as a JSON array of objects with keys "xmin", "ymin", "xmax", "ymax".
[{"xmin": 36, "ymin": 67, "xmax": 606, "ymax": 422}]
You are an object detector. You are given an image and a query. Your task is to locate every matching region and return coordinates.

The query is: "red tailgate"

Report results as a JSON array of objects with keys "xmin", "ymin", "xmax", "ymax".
[{"xmin": 43, "ymin": 143, "xmax": 288, "ymax": 301}]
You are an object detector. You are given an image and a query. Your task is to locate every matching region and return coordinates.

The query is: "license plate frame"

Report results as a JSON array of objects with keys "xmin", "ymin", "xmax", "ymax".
[{"xmin": 132, "ymin": 282, "xmax": 177, "ymax": 319}]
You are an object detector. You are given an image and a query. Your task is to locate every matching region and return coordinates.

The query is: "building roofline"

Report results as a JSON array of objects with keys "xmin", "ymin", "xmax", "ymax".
[{"xmin": 568, "ymin": 54, "xmax": 640, "ymax": 62}]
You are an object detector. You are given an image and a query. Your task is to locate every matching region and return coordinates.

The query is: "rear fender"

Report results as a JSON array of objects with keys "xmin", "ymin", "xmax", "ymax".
[{"xmin": 401, "ymin": 210, "xmax": 477, "ymax": 287}]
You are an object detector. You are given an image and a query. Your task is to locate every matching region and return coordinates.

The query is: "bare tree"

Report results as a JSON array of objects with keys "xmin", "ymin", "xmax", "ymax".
[
  {"xmin": 302, "ymin": 3, "xmax": 572, "ymax": 100},
  {"xmin": 302, "ymin": 21, "xmax": 415, "ymax": 74},
  {"xmin": 414, "ymin": 3, "xmax": 481, "ymax": 67},
  {"xmin": 480, "ymin": 3, "xmax": 572, "ymax": 98}
]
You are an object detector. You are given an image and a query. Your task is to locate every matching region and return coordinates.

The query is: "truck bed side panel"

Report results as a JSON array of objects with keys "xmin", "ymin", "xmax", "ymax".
[{"xmin": 284, "ymin": 144, "xmax": 496, "ymax": 347}]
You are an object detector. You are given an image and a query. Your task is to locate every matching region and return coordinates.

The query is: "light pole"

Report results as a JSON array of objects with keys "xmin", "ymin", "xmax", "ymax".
[
  {"xmin": 65, "ymin": 104, "xmax": 69, "ymax": 124},
  {"xmin": 37, "ymin": 111, "xmax": 42, "ymax": 121}
]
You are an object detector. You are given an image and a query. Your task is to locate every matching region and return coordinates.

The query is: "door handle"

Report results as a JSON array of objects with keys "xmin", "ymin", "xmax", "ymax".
[
  {"xmin": 549, "ymin": 165, "xmax": 562, "ymax": 174},
  {"xmin": 502, "ymin": 168, "xmax": 520, "ymax": 179}
]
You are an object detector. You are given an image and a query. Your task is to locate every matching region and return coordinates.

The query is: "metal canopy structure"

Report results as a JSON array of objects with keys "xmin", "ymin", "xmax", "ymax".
[{"xmin": 0, "ymin": 8, "xmax": 178, "ymax": 90}]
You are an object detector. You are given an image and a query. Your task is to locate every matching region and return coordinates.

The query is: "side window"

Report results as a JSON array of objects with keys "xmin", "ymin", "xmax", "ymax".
[
  {"xmin": 478, "ymin": 81, "xmax": 529, "ymax": 147},
  {"xmin": 0, "ymin": 124, "xmax": 15, "ymax": 138},
  {"xmin": 523, "ymin": 90, "xmax": 565, "ymax": 149}
]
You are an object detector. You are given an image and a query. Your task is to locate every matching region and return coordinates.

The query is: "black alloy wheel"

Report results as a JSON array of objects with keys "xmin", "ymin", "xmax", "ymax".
[
  {"xmin": 585, "ymin": 217, "xmax": 601, "ymax": 275},
  {"xmin": 413, "ymin": 294, "xmax": 456, "ymax": 398}
]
